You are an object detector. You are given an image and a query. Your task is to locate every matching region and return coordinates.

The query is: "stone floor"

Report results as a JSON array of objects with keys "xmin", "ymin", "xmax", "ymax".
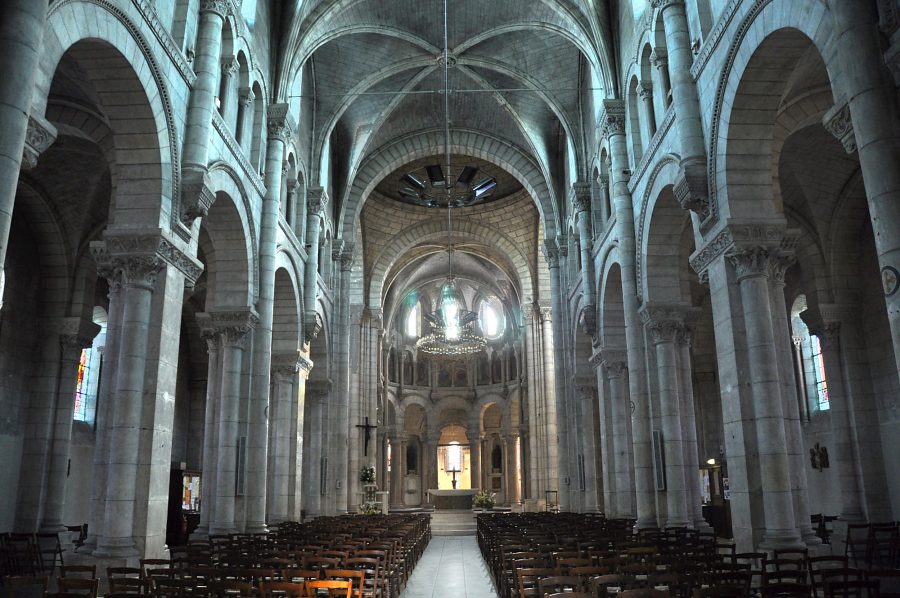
[{"xmin": 400, "ymin": 535, "xmax": 498, "ymax": 598}]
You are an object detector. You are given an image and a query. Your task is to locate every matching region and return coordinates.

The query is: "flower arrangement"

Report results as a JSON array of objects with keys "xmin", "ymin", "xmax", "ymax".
[
  {"xmin": 359, "ymin": 465, "xmax": 376, "ymax": 484},
  {"xmin": 359, "ymin": 502, "xmax": 379, "ymax": 515},
  {"xmin": 472, "ymin": 489, "xmax": 496, "ymax": 509}
]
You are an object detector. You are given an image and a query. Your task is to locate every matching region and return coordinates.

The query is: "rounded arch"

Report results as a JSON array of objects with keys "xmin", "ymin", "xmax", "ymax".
[
  {"xmin": 340, "ymin": 129, "xmax": 560, "ymax": 239},
  {"xmin": 599, "ymin": 254, "xmax": 627, "ymax": 350},
  {"xmin": 39, "ymin": 1, "xmax": 178, "ymax": 229},
  {"xmin": 272, "ymin": 266, "xmax": 301, "ymax": 355},
  {"xmin": 641, "ymin": 183, "xmax": 692, "ymax": 304},
  {"xmin": 708, "ymin": 0, "xmax": 837, "ymax": 226}
]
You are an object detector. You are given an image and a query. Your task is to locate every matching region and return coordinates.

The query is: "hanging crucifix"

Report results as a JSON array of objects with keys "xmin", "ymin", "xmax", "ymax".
[{"xmin": 356, "ymin": 416, "xmax": 377, "ymax": 456}]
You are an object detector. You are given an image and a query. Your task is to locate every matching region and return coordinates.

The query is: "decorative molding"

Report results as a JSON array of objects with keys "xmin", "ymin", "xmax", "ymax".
[
  {"xmin": 598, "ymin": 100, "xmax": 626, "ymax": 139},
  {"xmin": 639, "ymin": 303, "xmax": 699, "ymax": 345},
  {"xmin": 571, "ymin": 182, "xmax": 592, "ymax": 214},
  {"xmin": 131, "ymin": 0, "xmax": 196, "ymax": 86},
  {"xmin": 307, "ymin": 186, "xmax": 329, "ymax": 216},
  {"xmin": 822, "ymin": 102, "xmax": 857, "ymax": 154},
  {"xmin": 180, "ymin": 166, "xmax": 216, "ymax": 225},
  {"xmin": 650, "ymin": 0, "xmax": 684, "ymax": 9},
  {"xmin": 211, "ymin": 111, "xmax": 266, "ymax": 195},
  {"xmin": 689, "ymin": 220, "xmax": 789, "ymax": 277},
  {"xmin": 673, "ymin": 161, "xmax": 710, "ymax": 219},
  {"xmin": 271, "ymin": 352, "xmax": 302, "ymax": 377},
  {"xmin": 628, "ymin": 106, "xmax": 675, "ymax": 195},
  {"xmin": 196, "ymin": 308, "xmax": 259, "ymax": 348},
  {"xmin": 727, "ymin": 246, "xmax": 770, "ymax": 280},
  {"xmin": 21, "ymin": 115, "xmax": 58, "ymax": 171},
  {"xmin": 691, "ymin": 0, "xmax": 743, "ymax": 81},
  {"xmin": 91, "ymin": 230, "xmax": 204, "ymax": 288},
  {"xmin": 199, "ymin": 0, "xmax": 231, "ymax": 17}
]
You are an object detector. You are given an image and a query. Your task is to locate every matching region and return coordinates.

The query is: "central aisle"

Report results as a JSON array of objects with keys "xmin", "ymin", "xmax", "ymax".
[{"xmin": 400, "ymin": 535, "xmax": 499, "ymax": 598}]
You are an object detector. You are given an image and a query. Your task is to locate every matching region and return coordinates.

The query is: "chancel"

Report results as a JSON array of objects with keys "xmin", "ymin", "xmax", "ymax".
[{"xmin": 2, "ymin": 0, "xmax": 900, "ymax": 595}]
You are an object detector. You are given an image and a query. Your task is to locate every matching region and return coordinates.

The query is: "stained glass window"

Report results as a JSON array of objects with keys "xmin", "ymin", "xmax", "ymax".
[{"xmin": 811, "ymin": 335, "xmax": 830, "ymax": 411}]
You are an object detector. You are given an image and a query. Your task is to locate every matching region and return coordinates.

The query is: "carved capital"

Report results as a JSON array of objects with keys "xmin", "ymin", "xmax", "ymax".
[
  {"xmin": 598, "ymin": 99, "xmax": 626, "ymax": 139},
  {"xmin": 339, "ymin": 242, "xmax": 355, "ymax": 272},
  {"xmin": 199, "ymin": 0, "xmax": 230, "ymax": 18},
  {"xmin": 42, "ymin": 317, "xmax": 101, "ymax": 350},
  {"xmin": 267, "ymin": 103, "xmax": 295, "ymax": 143},
  {"xmin": 639, "ymin": 303, "xmax": 698, "ymax": 345},
  {"xmin": 650, "ymin": 0, "xmax": 684, "ymax": 9},
  {"xmin": 727, "ymin": 246, "xmax": 771, "ymax": 281},
  {"xmin": 768, "ymin": 252, "xmax": 797, "ymax": 285},
  {"xmin": 649, "ymin": 50, "xmax": 668, "ymax": 69},
  {"xmin": 579, "ymin": 306, "xmax": 597, "ymax": 337},
  {"xmin": 180, "ymin": 166, "xmax": 216, "ymax": 225},
  {"xmin": 304, "ymin": 312, "xmax": 324, "ymax": 343},
  {"xmin": 542, "ymin": 240, "xmax": 559, "ymax": 267},
  {"xmin": 196, "ymin": 308, "xmax": 259, "ymax": 348},
  {"xmin": 690, "ymin": 220, "xmax": 791, "ymax": 279},
  {"xmin": 93, "ymin": 230, "xmax": 203, "ymax": 288},
  {"xmin": 21, "ymin": 115, "xmax": 58, "ymax": 171},
  {"xmin": 673, "ymin": 162, "xmax": 710, "ymax": 219},
  {"xmin": 221, "ymin": 57, "xmax": 238, "ymax": 78},
  {"xmin": 823, "ymin": 101, "xmax": 857, "ymax": 154},
  {"xmin": 307, "ymin": 186, "xmax": 328, "ymax": 216},
  {"xmin": 599, "ymin": 347, "xmax": 628, "ymax": 378},
  {"xmin": 636, "ymin": 79, "xmax": 654, "ymax": 101},
  {"xmin": 271, "ymin": 352, "xmax": 302, "ymax": 379},
  {"xmin": 556, "ymin": 233, "xmax": 568, "ymax": 257},
  {"xmin": 239, "ymin": 86, "xmax": 255, "ymax": 107},
  {"xmin": 571, "ymin": 182, "xmax": 592, "ymax": 214},
  {"xmin": 538, "ymin": 306, "xmax": 553, "ymax": 323}
]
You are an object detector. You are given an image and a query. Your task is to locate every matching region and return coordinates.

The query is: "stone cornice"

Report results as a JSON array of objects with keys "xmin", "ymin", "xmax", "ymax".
[
  {"xmin": 196, "ymin": 308, "xmax": 259, "ymax": 347},
  {"xmin": 689, "ymin": 220, "xmax": 792, "ymax": 278}
]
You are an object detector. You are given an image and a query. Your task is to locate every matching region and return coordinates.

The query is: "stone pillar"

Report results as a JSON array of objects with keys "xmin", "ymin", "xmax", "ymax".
[
  {"xmin": 573, "ymin": 184, "xmax": 596, "ymax": 327},
  {"xmin": 193, "ymin": 330, "xmax": 221, "ymax": 538},
  {"xmin": 424, "ymin": 434, "xmax": 439, "ymax": 494},
  {"xmin": 636, "ymin": 80, "xmax": 657, "ymax": 142},
  {"xmin": 284, "ymin": 178, "xmax": 298, "ymax": 231},
  {"xmin": 93, "ymin": 256, "xmax": 164, "ymax": 558},
  {"xmin": 600, "ymin": 100, "xmax": 656, "ymax": 527},
  {"xmin": 727, "ymin": 247, "xmax": 802, "ymax": 549},
  {"xmin": 649, "ymin": 50, "xmax": 670, "ymax": 124},
  {"xmin": 302, "ymin": 382, "xmax": 329, "ymax": 518},
  {"xmin": 304, "ymin": 188, "xmax": 326, "ymax": 333},
  {"xmin": 269, "ymin": 354, "xmax": 299, "ymax": 524},
  {"xmin": 197, "ymin": 310, "xmax": 258, "ymax": 536},
  {"xmin": 236, "ymin": 87, "xmax": 255, "ymax": 152},
  {"xmin": 80, "ymin": 271, "xmax": 125, "ymax": 552},
  {"xmin": 503, "ymin": 434, "xmax": 517, "ymax": 505},
  {"xmin": 180, "ymin": 0, "xmax": 228, "ymax": 222},
  {"xmin": 640, "ymin": 305, "xmax": 693, "ymax": 529},
  {"xmin": 245, "ymin": 106, "xmax": 294, "ymax": 534},
  {"xmin": 576, "ymin": 386, "xmax": 600, "ymax": 512},
  {"xmin": 602, "ymin": 349, "xmax": 633, "ymax": 518},
  {"xmin": 330, "ymin": 244, "xmax": 354, "ymax": 513},
  {"xmin": 467, "ymin": 431, "xmax": 481, "ymax": 492},
  {"xmin": 769, "ymin": 256, "xmax": 818, "ymax": 545},
  {"xmin": 806, "ymin": 318, "xmax": 864, "ymax": 522},
  {"xmin": 0, "ymin": 0, "xmax": 50, "ymax": 269},
  {"xmin": 675, "ymin": 326, "xmax": 711, "ymax": 532},
  {"xmin": 290, "ymin": 355, "xmax": 312, "ymax": 521},
  {"xmin": 523, "ymin": 310, "xmax": 542, "ymax": 498},
  {"xmin": 651, "ymin": 0, "xmax": 708, "ymax": 217},
  {"xmin": 543, "ymin": 241, "xmax": 572, "ymax": 510},
  {"xmin": 219, "ymin": 57, "xmax": 238, "ymax": 129},
  {"xmin": 826, "ymin": 0, "xmax": 900, "ymax": 378},
  {"xmin": 538, "ymin": 305, "xmax": 560, "ymax": 499},
  {"xmin": 40, "ymin": 322, "xmax": 101, "ymax": 532}
]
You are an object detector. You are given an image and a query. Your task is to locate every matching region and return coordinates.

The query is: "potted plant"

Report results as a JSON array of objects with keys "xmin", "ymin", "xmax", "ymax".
[
  {"xmin": 472, "ymin": 490, "xmax": 496, "ymax": 510},
  {"xmin": 359, "ymin": 465, "xmax": 376, "ymax": 484}
]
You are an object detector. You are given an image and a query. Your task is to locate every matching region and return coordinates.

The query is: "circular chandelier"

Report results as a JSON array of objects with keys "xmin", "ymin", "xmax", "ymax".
[{"xmin": 413, "ymin": 0, "xmax": 487, "ymax": 358}]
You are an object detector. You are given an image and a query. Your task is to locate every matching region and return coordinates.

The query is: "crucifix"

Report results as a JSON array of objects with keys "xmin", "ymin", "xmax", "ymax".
[{"xmin": 356, "ymin": 416, "xmax": 377, "ymax": 456}]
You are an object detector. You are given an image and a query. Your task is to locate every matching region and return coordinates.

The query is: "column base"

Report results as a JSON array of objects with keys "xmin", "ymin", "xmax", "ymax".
[
  {"xmin": 244, "ymin": 523, "xmax": 268, "ymax": 535},
  {"xmin": 39, "ymin": 522, "xmax": 68, "ymax": 533},
  {"xmin": 208, "ymin": 526, "xmax": 238, "ymax": 536},
  {"xmin": 93, "ymin": 538, "xmax": 139, "ymax": 559},
  {"xmin": 693, "ymin": 519, "xmax": 715, "ymax": 534},
  {"xmin": 800, "ymin": 525, "xmax": 823, "ymax": 546},
  {"xmin": 76, "ymin": 537, "xmax": 97, "ymax": 555},
  {"xmin": 759, "ymin": 528, "xmax": 805, "ymax": 551}
]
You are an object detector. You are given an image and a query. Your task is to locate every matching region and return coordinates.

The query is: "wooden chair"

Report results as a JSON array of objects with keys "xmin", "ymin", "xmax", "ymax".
[
  {"xmin": 205, "ymin": 579, "xmax": 256, "ymax": 596},
  {"xmin": 3, "ymin": 575, "xmax": 48, "ymax": 598},
  {"xmin": 324, "ymin": 569, "xmax": 365, "ymax": 598},
  {"xmin": 691, "ymin": 586, "xmax": 747, "ymax": 597},
  {"xmin": 35, "ymin": 533, "xmax": 65, "ymax": 572},
  {"xmin": 544, "ymin": 593, "xmax": 592, "ymax": 598},
  {"xmin": 824, "ymin": 579, "xmax": 880, "ymax": 598},
  {"xmin": 259, "ymin": 581, "xmax": 307, "ymax": 597},
  {"xmin": 868, "ymin": 569, "xmax": 900, "ymax": 598},
  {"xmin": 151, "ymin": 578, "xmax": 195, "ymax": 597},
  {"xmin": 758, "ymin": 583, "xmax": 811, "ymax": 597},
  {"xmin": 619, "ymin": 590, "xmax": 671, "ymax": 598},
  {"xmin": 57, "ymin": 577, "xmax": 99, "ymax": 598},
  {"xmin": 589, "ymin": 574, "xmax": 634, "ymax": 596},
  {"xmin": 59, "ymin": 565, "xmax": 96, "ymax": 579},
  {"xmin": 305, "ymin": 579, "xmax": 352, "ymax": 598},
  {"xmin": 108, "ymin": 577, "xmax": 150, "ymax": 594},
  {"xmin": 515, "ymin": 566, "xmax": 555, "ymax": 598},
  {"xmin": 537, "ymin": 575, "xmax": 583, "ymax": 596}
]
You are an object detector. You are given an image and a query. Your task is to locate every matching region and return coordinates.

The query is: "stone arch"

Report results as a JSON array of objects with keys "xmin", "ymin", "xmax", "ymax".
[
  {"xmin": 599, "ymin": 254, "xmax": 626, "ymax": 350},
  {"xmin": 39, "ymin": 1, "xmax": 178, "ymax": 230},
  {"xmin": 708, "ymin": 0, "xmax": 837, "ymax": 226},
  {"xmin": 641, "ymin": 182, "xmax": 693, "ymax": 304},
  {"xmin": 340, "ymin": 129, "xmax": 559, "ymax": 240},
  {"xmin": 272, "ymin": 265, "xmax": 301, "ymax": 355},
  {"xmin": 635, "ymin": 156, "xmax": 680, "ymax": 301},
  {"xmin": 369, "ymin": 217, "xmax": 534, "ymax": 308}
]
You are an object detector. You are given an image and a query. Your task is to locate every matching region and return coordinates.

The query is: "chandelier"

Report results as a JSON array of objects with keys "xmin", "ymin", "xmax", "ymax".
[{"xmin": 413, "ymin": 0, "xmax": 487, "ymax": 358}]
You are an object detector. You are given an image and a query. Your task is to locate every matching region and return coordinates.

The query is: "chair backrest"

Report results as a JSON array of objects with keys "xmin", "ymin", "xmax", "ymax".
[
  {"xmin": 57, "ymin": 577, "xmax": 99, "ymax": 598},
  {"xmin": 538, "ymin": 575, "xmax": 583, "ymax": 596},
  {"xmin": 206, "ymin": 579, "xmax": 256, "ymax": 596},
  {"xmin": 618, "ymin": 590, "xmax": 670, "ymax": 598},
  {"xmin": 259, "ymin": 581, "xmax": 307, "ymax": 597},
  {"xmin": 324, "ymin": 569, "xmax": 365, "ymax": 596},
  {"xmin": 3, "ymin": 575, "xmax": 48, "ymax": 598},
  {"xmin": 692, "ymin": 585, "xmax": 745, "ymax": 597},
  {"xmin": 108, "ymin": 577, "xmax": 149, "ymax": 594},
  {"xmin": 60, "ymin": 565, "xmax": 97, "ymax": 579},
  {"xmin": 758, "ymin": 582, "xmax": 811, "ymax": 597},
  {"xmin": 824, "ymin": 579, "xmax": 880, "ymax": 598},
  {"xmin": 516, "ymin": 566, "xmax": 555, "ymax": 598},
  {"xmin": 305, "ymin": 579, "xmax": 352, "ymax": 598}
]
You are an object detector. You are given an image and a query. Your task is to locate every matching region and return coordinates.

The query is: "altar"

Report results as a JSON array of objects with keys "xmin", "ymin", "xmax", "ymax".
[{"xmin": 427, "ymin": 488, "xmax": 477, "ymax": 510}]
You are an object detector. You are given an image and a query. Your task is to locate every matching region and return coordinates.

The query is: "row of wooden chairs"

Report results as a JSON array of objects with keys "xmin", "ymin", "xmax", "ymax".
[
  {"xmin": 1, "ymin": 532, "xmax": 66, "ymax": 577},
  {"xmin": 845, "ymin": 523, "xmax": 900, "ymax": 568}
]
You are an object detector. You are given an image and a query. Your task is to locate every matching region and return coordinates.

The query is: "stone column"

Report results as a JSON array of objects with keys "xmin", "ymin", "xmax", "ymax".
[
  {"xmin": 503, "ymin": 434, "xmax": 517, "ymax": 505},
  {"xmin": 467, "ymin": 431, "xmax": 481, "ymax": 492},
  {"xmin": 245, "ymin": 106, "xmax": 294, "ymax": 534},
  {"xmin": 236, "ymin": 87, "xmax": 255, "ymax": 152},
  {"xmin": 304, "ymin": 188, "xmax": 326, "ymax": 333},
  {"xmin": 636, "ymin": 80, "xmax": 657, "ymax": 142},
  {"xmin": 538, "ymin": 305, "xmax": 560, "ymax": 499},
  {"xmin": 640, "ymin": 305, "xmax": 691, "ymax": 528},
  {"xmin": 573, "ymin": 184, "xmax": 596, "ymax": 327},
  {"xmin": 219, "ymin": 57, "xmax": 239, "ymax": 129},
  {"xmin": 727, "ymin": 247, "xmax": 801, "ymax": 549},
  {"xmin": 0, "ymin": 0, "xmax": 50, "ymax": 269},
  {"xmin": 40, "ymin": 322, "xmax": 101, "ymax": 532},
  {"xmin": 523, "ymin": 310, "xmax": 542, "ymax": 498},
  {"xmin": 329, "ymin": 244, "xmax": 354, "ymax": 513},
  {"xmin": 180, "ymin": 0, "xmax": 228, "ymax": 222},
  {"xmin": 806, "ymin": 318, "xmax": 864, "ymax": 522},
  {"xmin": 600, "ymin": 100, "xmax": 656, "ymax": 527},
  {"xmin": 269, "ymin": 354, "xmax": 299, "ymax": 524},
  {"xmin": 675, "ymin": 326, "xmax": 711, "ymax": 532},
  {"xmin": 197, "ymin": 310, "xmax": 258, "ymax": 536},
  {"xmin": 80, "ymin": 271, "xmax": 125, "ymax": 552},
  {"xmin": 302, "ymin": 382, "xmax": 328, "ymax": 518},
  {"xmin": 576, "ymin": 387, "xmax": 600, "ymax": 512},
  {"xmin": 769, "ymin": 256, "xmax": 818, "ymax": 544},
  {"xmin": 193, "ymin": 330, "xmax": 222, "ymax": 538},
  {"xmin": 602, "ymin": 349, "xmax": 633, "ymax": 518},
  {"xmin": 651, "ymin": 0, "xmax": 708, "ymax": 216},
  {"xmin": 284, "ymin": 178, "xmax": 298, "ymax": 231},
  {"xmin": 826, "ymin": 0, "xmax": 900, "ymax": 377},
  {"xmin": 93, "ymin": 255, "xmax": 164, "ymax": 558},
  {"xmin": 424, "ymin": 434, "xmax": 439, "ymax": 494},
  {"xmin": 289, "ymin": 355, "xmax": 312, "ymax": 521},
  {"xmin": 649, "ymin": 50, "xmax": 670, "ymax": 123}
]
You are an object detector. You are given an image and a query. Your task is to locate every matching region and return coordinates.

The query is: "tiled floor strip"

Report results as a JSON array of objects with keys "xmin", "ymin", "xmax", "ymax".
[{"xmin": 400, "ymin": 536, "xmax": 499, "ymax": 598}]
